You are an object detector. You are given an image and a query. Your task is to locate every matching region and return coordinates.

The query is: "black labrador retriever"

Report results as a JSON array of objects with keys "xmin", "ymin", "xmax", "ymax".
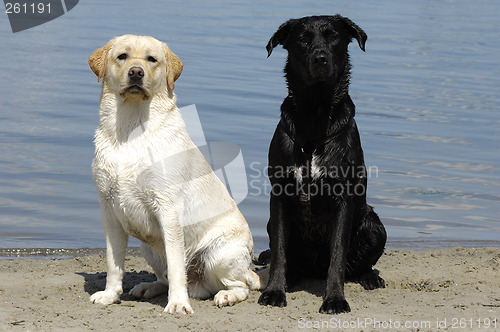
[{"xmin": 258, "ymin": 15, "xmax": 387, "ymax": 314}]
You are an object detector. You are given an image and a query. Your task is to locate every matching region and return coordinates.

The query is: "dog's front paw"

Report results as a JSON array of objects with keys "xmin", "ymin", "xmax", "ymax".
[
  {"xmin": 89, "ymin": 290, "xmax": 120, "ymax": 305},
  {"xmin": 258, "ymin": 289, "xmax": 287, "ymax": 307},
  {"xmin": 164, "ymin": 300, "xmax": 194, "ymax": 315},
  {"xmin": 319, "ymin": 296, "xmax": 350, "ymax": 314}
]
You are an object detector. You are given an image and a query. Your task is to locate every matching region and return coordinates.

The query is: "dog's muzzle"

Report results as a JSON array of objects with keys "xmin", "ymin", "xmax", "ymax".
[
  {"xmin": 125, "ymin": 66, "xmax": 146, "ymax": 95},
  {"xmin": 309, "ymin": 49, "xmax": 333, "ymax": 80}
]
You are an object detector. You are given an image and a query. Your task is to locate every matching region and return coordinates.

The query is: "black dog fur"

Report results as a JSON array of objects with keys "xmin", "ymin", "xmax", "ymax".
[{"xmin": 258, "ymin": 15, "xmax": 387, "ymax": 314}]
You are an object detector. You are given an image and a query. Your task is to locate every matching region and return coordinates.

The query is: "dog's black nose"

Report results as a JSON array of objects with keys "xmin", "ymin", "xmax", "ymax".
[
  {"xmin": 128, "ymin": 66, "xmax": 144, "ymax": 81},
  {"xmin": 312, "ymin": 53, "xmax": 329, "ymax": 66}
]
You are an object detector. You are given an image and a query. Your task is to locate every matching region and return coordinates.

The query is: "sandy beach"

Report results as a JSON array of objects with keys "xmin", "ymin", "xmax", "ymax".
[{"xmin": 1, "ymin": 247, "xmax": 499, "ymax": 331}]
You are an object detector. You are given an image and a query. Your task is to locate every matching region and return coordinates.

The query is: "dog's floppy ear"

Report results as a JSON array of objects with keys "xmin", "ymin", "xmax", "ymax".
[
  {"xmin": 164, "ymin": 44, "xmax": 183, "ymax": 91},
  {"xmin": 266, "ymin": 19, "xmax": 297, "ymax": 57},
  {"xmin": 339, "ymin": 16, "xmax": 367, "ymax": 52},
  {"xmin": 89, "ymin": 40, "xmax": 114, "ymax": 82}
]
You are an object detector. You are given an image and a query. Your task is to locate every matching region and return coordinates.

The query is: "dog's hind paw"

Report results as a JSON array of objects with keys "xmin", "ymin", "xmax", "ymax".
[
  {"xmin": 214, "ymin": 287, "xmax": 249, "ymax": 307},
  {"xmin": 129, "ymin": 281, "xmax": 168, "ymax": 299},
  {"xmin": 358, "ymin": 270, "xmax": 385, "ymax": 290},
  {"xmin": 256, "ymin": 249, "xmax": 271, "ymax": 265},
  {"xmin": 214, "ymin": 290, "xmax": 238, "ymax": 307},
  {"xmin": 319, "ymin": 296, "xmax": 351, "ymax": 314},
  {"xmin": 258, "ymin": 289, "xmax": 287, "ymax": 307}
]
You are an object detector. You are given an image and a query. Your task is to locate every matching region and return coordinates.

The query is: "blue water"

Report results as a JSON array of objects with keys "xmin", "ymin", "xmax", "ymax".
[{"xmin": 1, "ymin": 0, "xmax": 499, "ymax": 251}]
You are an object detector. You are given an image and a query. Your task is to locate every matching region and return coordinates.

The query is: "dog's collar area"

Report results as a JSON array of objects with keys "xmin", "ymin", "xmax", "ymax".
[{"xmin": 279, "ymin": 116, "xmax": 355, "ymax": 155}]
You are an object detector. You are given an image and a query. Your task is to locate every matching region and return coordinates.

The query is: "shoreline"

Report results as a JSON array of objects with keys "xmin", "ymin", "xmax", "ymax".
[
  {"xmin": 1, "ymin": 247, "xmax": 499, "ymax": 331},
  {"xmin": 2, "ymin": 239, "xmax": 500, "ymax": 259}
]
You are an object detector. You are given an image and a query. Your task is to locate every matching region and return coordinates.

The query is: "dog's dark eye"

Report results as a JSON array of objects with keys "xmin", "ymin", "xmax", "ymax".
[
  {"xmin": 323, "ymin": 30, "xmax": 338, "ymax": 43},
  {"xmin": 299, "ymin": 32, "xmax": 314, "ymax": 46},
  {"xmin": 147, "ymin": 56, "xmax": 157, "ymax": 63},
  {"xmin": 300, "ymin": 37, "xmax": 310, "ymax": 46},
  {"xmin": 117, "ymin": 53, "xmax": 128, "ymax": 60}
]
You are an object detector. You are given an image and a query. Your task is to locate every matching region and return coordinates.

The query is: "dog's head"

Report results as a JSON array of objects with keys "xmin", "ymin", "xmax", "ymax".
[
  {"xmin": 266, "ymin": 15, "xmax": 366, "ymax": 85},
  {"xmin": 89, "ymin": 35, "xmax": 183, "ymax": 99}
]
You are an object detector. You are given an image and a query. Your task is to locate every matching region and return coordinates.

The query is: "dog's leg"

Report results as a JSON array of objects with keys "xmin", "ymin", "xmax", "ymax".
[
  {"xmin": 158, "ymin": 210, "xmax": 193, "ymax": 315},
  {"xmin": 90, "ymin": 203, "xmax": 129, "ymax": 305},
  {"xmin": 258, "ymin": 194, "xmax": 289, "ymax": 307},
  {"xmin": 320, "ymin": 199, "xmax": 353, "ymax": 314}
]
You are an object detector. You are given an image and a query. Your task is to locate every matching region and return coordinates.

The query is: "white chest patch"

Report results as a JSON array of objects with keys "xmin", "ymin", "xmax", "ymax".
[
  {"xmin": 310, "ymin": 154, "xmax": 325, "ymax": 179},
  {"xmin": 293, "ymin": 154, "xmax": 325, "ymax": 184}
]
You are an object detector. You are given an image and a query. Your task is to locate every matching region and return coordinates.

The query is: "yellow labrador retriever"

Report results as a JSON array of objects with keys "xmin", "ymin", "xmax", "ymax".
[{"xmin": 88, "ymin": 35, "xmax": 260, "ymax": 314}]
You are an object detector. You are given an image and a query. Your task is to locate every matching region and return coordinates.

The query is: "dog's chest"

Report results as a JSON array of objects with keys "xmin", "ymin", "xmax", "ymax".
[
  {"xmin": 93, "ymin": 142, "xmax": 165, "ymax": 240},
  {"xmin": 94, "ymin": 140, "xmax": 153, "ymax": 190},
  {"xmin": 291, "ymin": 152, "xmax": 361, "ymax": 200}
]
